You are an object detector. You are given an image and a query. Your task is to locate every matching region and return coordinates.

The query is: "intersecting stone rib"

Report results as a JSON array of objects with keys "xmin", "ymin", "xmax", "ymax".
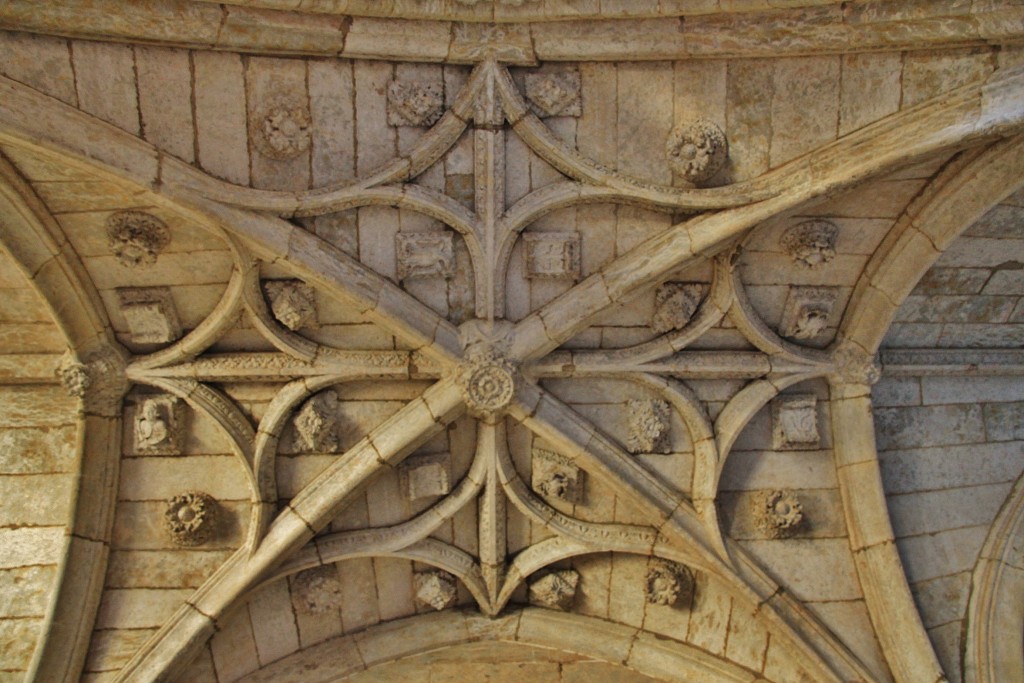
[{"xmin": 115, "ymin": 379, "xmax": 466, "ymax": 682}]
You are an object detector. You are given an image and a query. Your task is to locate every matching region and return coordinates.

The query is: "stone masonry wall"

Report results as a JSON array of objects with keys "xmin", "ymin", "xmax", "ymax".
[{"xmin": 874, "ymin": 374, "xmax": 1024, "ymax": 683}]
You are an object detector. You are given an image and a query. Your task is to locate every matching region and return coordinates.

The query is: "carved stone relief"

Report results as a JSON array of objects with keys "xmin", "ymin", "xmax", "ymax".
[
  {"xmin": 666, "ymin": 119, "xmax": 728, "ymax": 183},
  {"xmin": 756, "ymin": 490, "xmax": 804, "ymax": 538},
  {"xmin": 291, "ymin": 566, "xmax": 342, "ymax": 614},
  {"xmin": 264, "ymin": 279, "xmax": 318, "ymax": 331},
  {"xmin": 524, "ymin": 232, "xmax": 581, "ymax": 280},
  {"xmin": 531, "ymin": 448, "xmax": 584, "ymax": 504},
  {"xmin": 251, "ymin": 101, "xmax": 312, "ymax": 160},
  {"xmin": 106, "ymin": 210, "xmax": 170, "ymax": 268},
  {"xmin": 652, "ymin": 282, "xmax": 706, "ymax": 334},
  {"xmin": 55, "ymin": 349, "xmax": 128, "ymax": 408},
  {"xmin": 387, "ymin": 81, "xmax": 444, "ymax": 128},
  {"xmin": 414, "ymin": 570, "xmax": 458, "ymax": 611},
  {"xmin": 132, "ymin": 395, "xmax": 186, "ymax": 456},
  {"xmin": 528, "ymin": 569, "xmax": 579, "ymax": 611},
  {"xmin": 832, "ymin": 342, "xmax": 882, "ymax": 386},
  {"xmin": 293, "ymin": 390, "xmax": 340, "ymax": 453},
  {"xmin": 458, "ymin": 349, "xmax": 517, "ymax": 416},
  {"xmin": 56, "ymin": 351, "xmax": 90, "ymax": 398},
  {"xmin": 779, "ymin": 286, "xmax": 838, "ymax": 340},
  {"xmin": 395, "ymin": 232, "xmax": 456, "ymax": 280},
  {"xmin": 645, "ymin": 558, "xmax": 694, "ymax": 607},
  {"xmin": 117, "ymin": 287, "xmax": 181, "ymax": 344},
  {"xmin": 627, "ymin": 399, "xmax": 672, "ymax": 454},
  {"xmin": 772, "ymin": 394, "xmax": 820, "ymax": 451},
  {"xmin": 164, "ymin": 491, "xmax": 217, "ymax": 547},
  {"xmin": 525, "ymin": 70, "xmax": 582, "ymax": 118},
  {"xmin": 399, "ymin": 452, "xmax": 452, "ymax": 500},
  {"xmin": 781, "ymin": 220, "xmax": 838, "ymax": 269}
]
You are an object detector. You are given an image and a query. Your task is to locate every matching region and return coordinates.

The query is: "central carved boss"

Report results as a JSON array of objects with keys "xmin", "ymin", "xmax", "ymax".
[{"xmin": 459, "ymin": 351, "xmax": 517, "ymax": 414}]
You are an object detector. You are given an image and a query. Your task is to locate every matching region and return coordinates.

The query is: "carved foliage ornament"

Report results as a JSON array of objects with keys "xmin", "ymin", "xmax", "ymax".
[
  {"xmin": 133, "ymin": 395, "xmax": 186, "ymax": 456},
  {"xmin": 779, "ymin": 286, "xmax": 837, "ymax": 340},
  {"xmin": 525, "ymin": 70, "xmax": 582, "ymax": 118},
  {"xmin": 56, "ymin": 349, "xmax": 127, "ymax": 408},
  {"xmin": 666, "ymin": 119, "xmax": 728, "ymax": 184},
  {"xmin": 528, "ymin": 569, "xmax": 579, "ymax": 611},
  {"xmin": 757, "ymin": 490, "xmax": 804, "ymax": 538},
  {"xmin": 781, "ymin": 220, "xmax": 838, "ymax": 269},
  {"xmin": 252, "ymin": 101, "xmax": 312, "ymax": 160},
  {"xmin": 831, "ymin": 342, "xmax": 882, "ymax": 386},
  {"xmin": 415, "ymin": 570, "xmax": 458, "ymax": 611},
  {"xmin": 293, "ymin": 390, "xmax": 340, "ymax": 453},
  {"xmin": 387, "ymin": 81, "xmax": 444, "ymax": 128},
  {"xmin": 531, "ymin": 448, "xmax": 584, "ymax": 504},
  {"xmin": 106, "ymin": 210, "xmax": 170, "ymax": 268},
  {"xmin": 164, "ymin": 491, "xmax": 217, "ymax": 547},
  {"xmin": 264, "ymin": 279, "xmax": 317, "ymax": 331},
  {"xmin": 646, "ymin": 558, "xmax": 694, "ymax": 607},
  {"xmin": 627, "ymin": 399, "xmax": 672, "ymax": 454},
  {"xmin": 652, "ymin": 282, "xmax": 706, "ymax": 334}
]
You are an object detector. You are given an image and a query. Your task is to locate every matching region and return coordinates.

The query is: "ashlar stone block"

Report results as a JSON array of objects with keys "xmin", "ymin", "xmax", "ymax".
[
  {"xmin": 398, "ymin": 452, "xmax": 451, "ymax": 501},
  {"xmin": 117, "ymin": 287, "xmax": 181, "ymax": 344},
  {"xmin": 131, "ymin": 394, "xmax": 186, "ymax": 456},
  {"xmin": 524, "ymin": 232, "xmax": 581, "ymax": 280},
  {"xmin": 779, "ymin": 286, "xmax": 838, "ymax": 340},
  {"xmin": 396, "ymin": 232, "xmax": 456, "ymax": 280},
  {"xmin": 531, "ymin": 448, "xmax": 584, "ymax": 504},
  {"xmin": 292, "ymin": 565, "xmax": 342, "ymax": 614},
  {"xmin": 771, "ymin": 394, "xmax": 819, "ymax": 451}
]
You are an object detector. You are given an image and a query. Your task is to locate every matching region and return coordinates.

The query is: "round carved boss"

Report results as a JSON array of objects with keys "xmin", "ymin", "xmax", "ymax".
[
  {"xmin": 665, "ymin": 119, "xmax": 728, "ymax": 183},
  {"xmin": 460, "ymin": 355, "xmax": 517, "ymax": 413}
]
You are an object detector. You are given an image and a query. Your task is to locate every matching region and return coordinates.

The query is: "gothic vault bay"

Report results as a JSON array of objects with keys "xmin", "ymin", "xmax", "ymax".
[{"xmin": 0, "ymin": 2, "xmax": 1022, "ymax": 682}]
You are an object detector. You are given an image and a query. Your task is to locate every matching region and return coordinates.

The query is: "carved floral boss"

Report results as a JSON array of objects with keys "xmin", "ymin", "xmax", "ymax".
[{"xmin": 116, "ymin": 60, "xmax": 884, "ymax": 669}]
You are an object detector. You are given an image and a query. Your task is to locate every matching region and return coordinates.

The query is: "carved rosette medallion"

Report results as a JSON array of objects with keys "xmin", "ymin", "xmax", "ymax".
[
  {"xmin": 252, "ymin": 102, "xmax": 312, "ymax": 160},
  {"xmin": 528, "ymin": 569, "xmax": 580, "ymax": 611},
  {"xmin": 164, "ymin": 491, "xmax": 217, "ymax": 547},
  {"xmin": 459, "ymin": 351, "xmax": 517, "ymax": 415},
  {"xmin": 781, "ymin": 220, "xmax": 838, "ymax": 268},
  {"xmin": 645, "ymin": 559, "xmax": 694, "ymax": 607},
  {"xmin": 414, "ymin": 570, "xmax": 458, "ymax": 611},
  {"xmin": 666, "ymin": 119, "xmax": 728, "ymax": 183},
  {"xmin": 106, "ymin": 210, "xmax": 170, "ymax": 268},
  {"xmin": 757, "ymin": 490, "xmax": 804, "ymax": 538}
]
